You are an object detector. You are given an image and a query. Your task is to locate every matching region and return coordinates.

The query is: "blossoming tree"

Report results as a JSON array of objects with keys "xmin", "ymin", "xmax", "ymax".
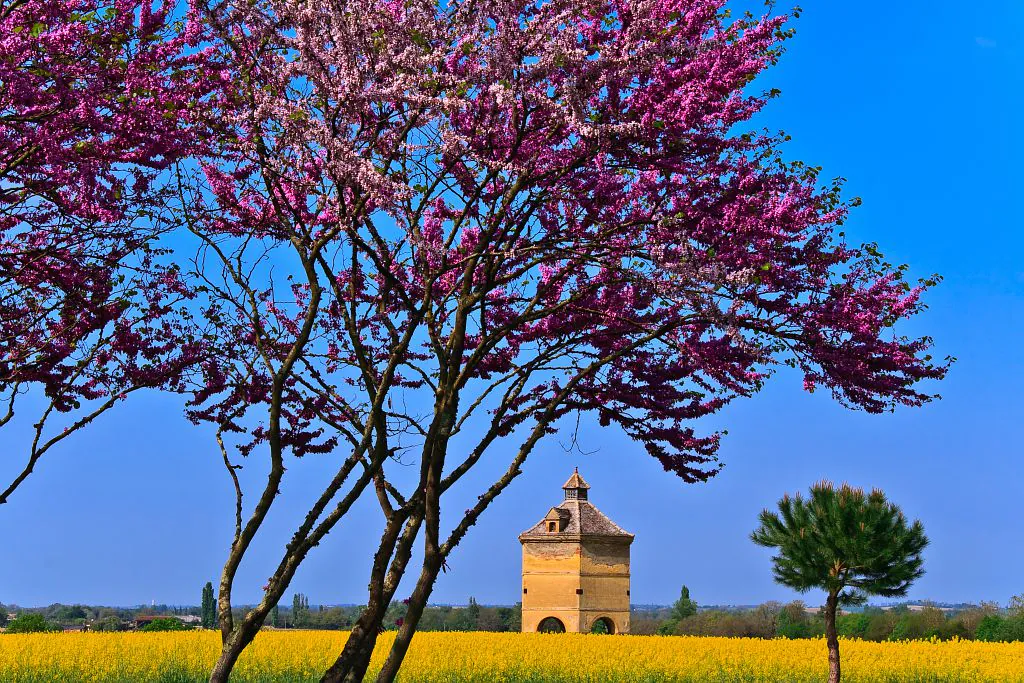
[
  {"xmin": 0, "ymin": 0, "xmax": 214, "ymax": 506},
  {"xmin": 182, "ymin": 0, "xmax": 949, "ymax": 680}
]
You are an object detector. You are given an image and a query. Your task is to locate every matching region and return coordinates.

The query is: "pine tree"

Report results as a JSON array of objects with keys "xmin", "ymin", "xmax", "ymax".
[{"xmin": 752, "ymin": 482, "xmax": 928, "ymax": 683}]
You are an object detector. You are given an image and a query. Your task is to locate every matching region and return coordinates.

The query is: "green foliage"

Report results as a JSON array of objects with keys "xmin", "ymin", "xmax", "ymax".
[
  {"xmin": 975, "ymin": 615, "xmax": 1006, "ymax": 642},
  {"xmin": 836, "ymin": 612, "xmax": 871, "ymax": 639},
  {"xmin": 751, "ymin": 482, "xmax": 928, "ymax": 605},
  {"xmin": 860, "ymin": 609, "xmax": 898, "ymax": 641},
  {"xmin": 888, "ymin": 615, "xmax": 913, "ymax": 641},
  {"xmin": 658, "ymin": 584, "xmax": 700, "ymax": 635},
  {"xmin": 291, "ymin": 593, "xmax": 310, "ymax": 628},
  {"xmin": 672, "ymin": 586, "xmax": 698, "ymax": 621},
  {"xmin": 5, "ymin": 613, "xmax": 59, "ymax": 633},
  {"xmin": 467, "ymin": 597, "xmax": 480, "ymax": 627},
  {"xmin": 201, "ymin": 582, "xmax": 215, "ymax": 629},
  {"xmin": 93, "ymin": 616, "xmax": 123, "ymax": 632},
  {"xmin": 753, "ymin": 483, "xmax": 928, "ymax": 681},
  {"xmin": 775, "ymin": 602, "xmax": 815, "ymax": 639},
  {"xmin": 50, "ymin": 605, "xmax": 86, "ymax": 622},
  {"xmin": 140, "ymin": 618, "xmax": 189, "ymax": 632},
  {"xmin": 656, "ymin": 619, "xmax": 677, "ymax": 636},
  {"xmin": 975, "ymin": 614, "xmax": 1024, "ymax": 643},
  {"xmin": 646, "ymin": 600, "xmax": 1012, "ymax": 643},
  {"xmin": 672, "ymin": 609, "xmax": 778, "ymax": 638},
  {"xmin": 413, "ymin": 602, "xmax": 519, "ymax": 633}
]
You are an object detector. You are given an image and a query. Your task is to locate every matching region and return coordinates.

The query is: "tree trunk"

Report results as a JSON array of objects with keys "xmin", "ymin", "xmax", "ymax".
[
  {"xmin": 209, "ymin": 621, "xmax": 262, "ymax": 683},
  {"xmin": 375, "ymin": 552, "xmax": 444, "ymax": 683},
  {"xmin": 824, "ymin": 591, "xmax": 841, "ymax": 683},
  {"xmin": 320, "ymin": 608, "xmax": 388, "ymax": 683},
  {"xmin": 320, "ymin": 511, "xmax": 425, "ymax": 683}
]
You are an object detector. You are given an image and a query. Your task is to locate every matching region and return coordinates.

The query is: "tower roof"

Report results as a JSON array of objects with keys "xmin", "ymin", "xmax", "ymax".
[
  {"xmin": 519, "ymin": 470, "xmax": 633, "ymax": 540},
  {"xmin": 562, "ymin": 467, "xmax": 590, "ymax": 491}
]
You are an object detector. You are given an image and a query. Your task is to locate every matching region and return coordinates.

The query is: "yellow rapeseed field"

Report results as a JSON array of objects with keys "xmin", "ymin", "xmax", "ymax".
[{"xmin": 1, "ymin": 630, "xmax": 1022, "ymax": 682}]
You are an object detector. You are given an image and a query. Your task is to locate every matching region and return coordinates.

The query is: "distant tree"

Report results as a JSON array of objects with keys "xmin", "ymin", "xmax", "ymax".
[
  {"xmin": 93, "ymin": 616, "xmax": 122, "ymax": 632},
  {"xmin": 0, "ymin": 607, "xmax": 7, "ymax": 628},
  {"xmin": 775, "ymin": 601, "xmax": 814, "ymax": 639},
  {"xmin": 752, "ymin": 482, "xmax": 928, "ymax": 683},
  {"xmin": 750, "ymin": 602, "xmax": 782, "ymax": 639},
  {"xmin": 955, "ymin": 602, "xmax": 999, "ymax": 637},
  {"xmin": 5, "ymin": 613, "xmax": 58, "ymax": 633},
  {"xmin": 975, "ymin": 615, "xmax": 1007, "ymax": 642},
  {"xmin": 975, "ymin": 611, "xmax": 1024, "ymax": 643},
  {"xmin": 474, "ymin": 608, "xmax": 504, "ymax": 632},
  {"xmin": 201, "ymin": 582, "xmax": 216, "ymax": 629},
  {"xmin": 917, "ymin": 606, "xmax": 948, "ymax": 639},
  {"xmin": 889, "ymin": 613, "xmax": 921, "ymax": 641},
  {"xmin": 836, "ymin": 612, "xmax": 871, "ymax": 639},
  {"xmin": 657, "ymin": 584, "xmax": 699, "ymax": 634},
  {"xmin": 466, "ymin": 598, "xmax": 480, "ymax": 628},
  {"xmin": 671, "ymin": 586, "xmax": 698, "ymax": 621},
  {"xmin": 1008, "ymin": 594, "xmax": 1024, "ymax": 618},
  {"xmin": 673, "ymin": 610, "xmax": 745, "ymax": 638},
  {"xmin": 497, "ymin": 606, "xmax": 520, "ymax": 633},
  {"xmin": 140, "ymin": 617, "xmax": 189, "ymax": 632},
  {"xmin": 50, "ymin": 605, "xmax": 87, "ymax": 623},
  {"xmin": 271, "ymin": 604, "xmax": 280, "ymax": 628},
  {"xmin": 863, "ymin": 609, "xmax": 900, "ymax": 642},
  {"xmin": 443, "ymin": 607, "xmax": 474, "ymax": 632},
  {"xmin": 629, "ymin": 615, "xmax": 661, "ymax": 636},
  {"xmin": 292, "ymin": 594, "xmax": 310, "ymax": 628}
]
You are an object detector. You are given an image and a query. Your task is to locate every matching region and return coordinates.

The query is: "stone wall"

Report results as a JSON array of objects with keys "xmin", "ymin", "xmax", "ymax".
[{"xmin": 521, "ymin": 536, "xmax": 630, "ymax": 634}]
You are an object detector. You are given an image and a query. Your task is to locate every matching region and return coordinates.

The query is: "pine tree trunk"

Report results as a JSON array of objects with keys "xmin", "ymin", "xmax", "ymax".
[{"xmin": 825, "ymin": 591, "xmax": 841, "ymax": 683}]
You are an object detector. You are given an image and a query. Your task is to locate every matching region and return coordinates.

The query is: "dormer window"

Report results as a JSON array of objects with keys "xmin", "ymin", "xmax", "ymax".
[{"xmin": 543, "ymin": 506, "xmax": 569, "ymax": 532}]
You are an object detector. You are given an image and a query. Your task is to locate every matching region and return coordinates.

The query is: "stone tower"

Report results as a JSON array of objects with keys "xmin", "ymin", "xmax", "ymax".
[{"xmin": 519, "ymin": 468, "xmax": 633, "ymax": 634}]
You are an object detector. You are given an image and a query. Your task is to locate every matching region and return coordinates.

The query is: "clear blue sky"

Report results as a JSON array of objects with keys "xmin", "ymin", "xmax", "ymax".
[{"xmin": 2, "ymin": 1, "xmax": 1022, "ymax": 609}]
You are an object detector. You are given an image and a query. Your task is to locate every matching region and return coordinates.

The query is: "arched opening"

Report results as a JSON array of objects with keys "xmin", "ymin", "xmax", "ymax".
[
  {"xmin": 537, "ymin": 617, "xmax": 566, "ymax": 633},
  {"xmin": 590, "ymin": 616, "xmax": 615, "ymax": 634}
]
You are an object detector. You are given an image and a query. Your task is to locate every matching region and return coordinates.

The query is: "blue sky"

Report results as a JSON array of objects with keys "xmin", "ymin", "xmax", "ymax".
[{"xmin": 2, "ymin": 1, "xmax": 1022, "ymax": 609}]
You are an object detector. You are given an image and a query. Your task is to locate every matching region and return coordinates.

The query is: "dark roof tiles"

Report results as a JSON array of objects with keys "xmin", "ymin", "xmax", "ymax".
[{"xmin": 520, "ymin": 499, "xmax": 632, "ymax": 539}]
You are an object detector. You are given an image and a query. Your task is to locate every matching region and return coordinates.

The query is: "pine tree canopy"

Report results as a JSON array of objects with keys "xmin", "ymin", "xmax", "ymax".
[{"xmin": 751, "ymin": 481, "xmax": 928, "ymax": 605}]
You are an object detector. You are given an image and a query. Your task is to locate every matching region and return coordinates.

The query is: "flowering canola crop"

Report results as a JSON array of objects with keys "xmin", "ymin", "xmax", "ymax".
[{"xmin": 1, "ymin": 630, "xmax": 1022, "ymax": 682}]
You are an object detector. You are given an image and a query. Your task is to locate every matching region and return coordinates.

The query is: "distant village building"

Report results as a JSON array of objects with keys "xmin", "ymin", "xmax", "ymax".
[{"xmin": 519, "ymin": 469, "xmax": 633, "ymax": 634}]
